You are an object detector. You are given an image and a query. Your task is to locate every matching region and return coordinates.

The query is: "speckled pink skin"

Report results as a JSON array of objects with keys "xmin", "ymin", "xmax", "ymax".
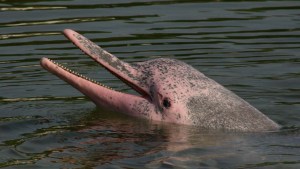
[{"xmin": 40, "ymin": 29, "xmax": 280, "ymax": 132}]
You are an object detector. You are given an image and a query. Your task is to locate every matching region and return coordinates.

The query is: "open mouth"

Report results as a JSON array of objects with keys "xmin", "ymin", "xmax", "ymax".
[
  {"xmin": 40, "ymin": 29, "xmax": 150, "ymax": 102},
  {"xmin": 41, "ymin": 57, "xmax": 114, "ymax": 91}
]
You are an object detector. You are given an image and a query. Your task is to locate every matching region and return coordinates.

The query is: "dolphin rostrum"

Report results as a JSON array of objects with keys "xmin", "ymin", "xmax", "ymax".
[{"xmin": 40, "ymin": 29, "xmax": 280, "ymax": 132}]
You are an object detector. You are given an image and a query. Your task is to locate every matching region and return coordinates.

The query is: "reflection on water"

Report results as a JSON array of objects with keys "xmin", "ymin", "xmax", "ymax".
[{"xmin": 0, "ymin": 0, "xmax": 299, "ymax": 168}]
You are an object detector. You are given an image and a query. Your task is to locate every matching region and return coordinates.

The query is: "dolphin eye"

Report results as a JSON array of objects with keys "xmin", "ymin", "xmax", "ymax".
[{"xmin": 163, "ymin": 98, "xmax": 171, "ymax": 108}]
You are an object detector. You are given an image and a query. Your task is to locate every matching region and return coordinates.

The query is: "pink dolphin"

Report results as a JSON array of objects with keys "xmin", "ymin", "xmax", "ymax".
[{"xmin": 40, "ymin": 29, "xmax": 280, "ymax": 132}]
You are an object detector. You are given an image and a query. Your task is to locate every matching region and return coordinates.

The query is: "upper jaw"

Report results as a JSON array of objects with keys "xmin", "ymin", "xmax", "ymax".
[
  {"xmin": 62, "ymin": 29, "xmax": 151, "ymax": 99},
  {"xmin": 40, "ymin": 29, "xmax": 153, "ymax": 107}
]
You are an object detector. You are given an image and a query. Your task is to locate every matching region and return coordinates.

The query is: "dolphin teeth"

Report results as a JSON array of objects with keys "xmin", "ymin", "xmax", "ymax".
[{"xmin": 48, "ymin": 59, "xmax": 115, "ymax": 91}]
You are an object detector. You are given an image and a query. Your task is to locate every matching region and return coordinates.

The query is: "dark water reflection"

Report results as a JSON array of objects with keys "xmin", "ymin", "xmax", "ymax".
[{"xmin": 0, "ymin": 0, "xmax": 299, "ymax": 168}]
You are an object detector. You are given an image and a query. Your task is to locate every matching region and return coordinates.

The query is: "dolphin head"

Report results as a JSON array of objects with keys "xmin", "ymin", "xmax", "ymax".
[
  {"xmin": 41, "ymin": 29, "xmax": 280, "ymax": 131},
  {"xmin": 131, "ymin": 58, "xmax": 211, "ymax": 124},
  {"xmin": 40, "ymin": 29, "xmax": 193, "ymax": 124}
]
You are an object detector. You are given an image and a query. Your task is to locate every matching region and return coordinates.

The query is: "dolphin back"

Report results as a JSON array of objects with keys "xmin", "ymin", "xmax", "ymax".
[{"xmin": 186, "ymin": 79, "xmax": 280, "ymax": 131}]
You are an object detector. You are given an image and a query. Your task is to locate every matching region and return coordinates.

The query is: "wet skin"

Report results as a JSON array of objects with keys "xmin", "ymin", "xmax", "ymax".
[{"xmin": 40, "ymin": 29, "xmax": 280, "ymax": 132}]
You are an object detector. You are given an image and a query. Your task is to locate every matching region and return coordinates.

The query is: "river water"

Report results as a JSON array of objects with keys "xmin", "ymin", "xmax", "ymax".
[{"xmin": 0, "ymin": 0, "xmax": 299, "ymax": 168}]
